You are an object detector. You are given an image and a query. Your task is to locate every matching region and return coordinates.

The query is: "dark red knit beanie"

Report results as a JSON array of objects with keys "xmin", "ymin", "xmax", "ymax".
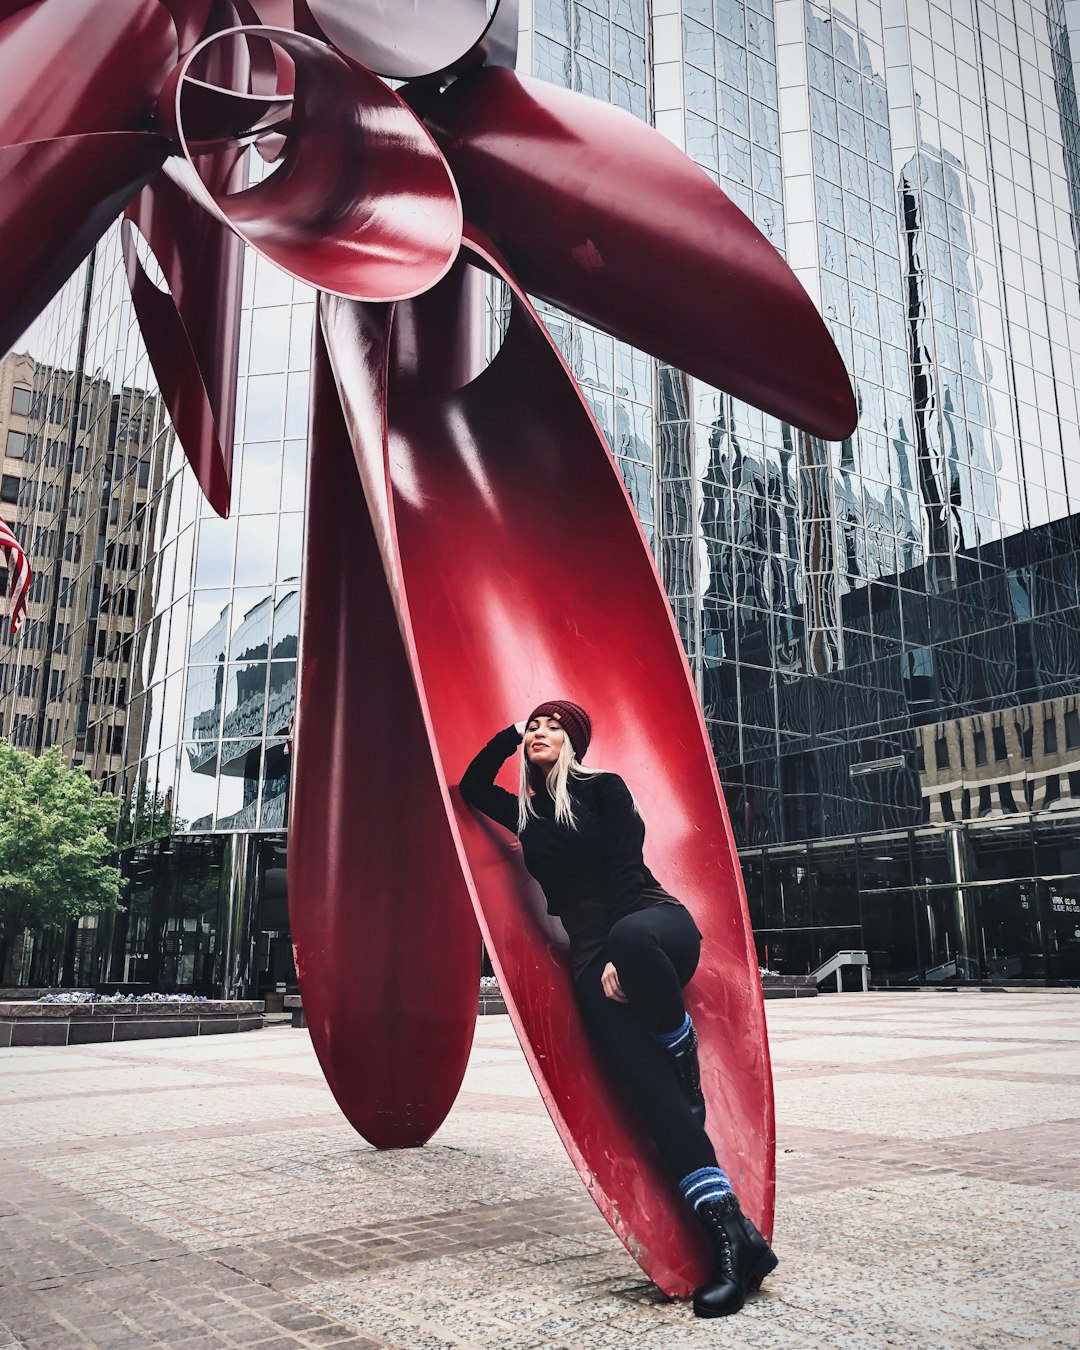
[{"xmin": 525, "ymin": 700, "xmax": 592, "ymax": 760}]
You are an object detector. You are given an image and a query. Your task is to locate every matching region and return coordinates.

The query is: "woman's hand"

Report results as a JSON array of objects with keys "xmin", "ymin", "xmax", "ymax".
[
  {"xmin": 513, "ymin": 720, "xmax": 526, "ymax": 737},
  {"xmin": 601, "ymin": 961, "xmax": 628, "ymax": 1003}
]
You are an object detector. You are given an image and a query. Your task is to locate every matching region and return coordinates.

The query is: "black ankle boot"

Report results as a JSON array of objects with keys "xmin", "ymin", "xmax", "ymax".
[
  {"xmin": 692, "ymin": 1193, "xmax": 778, "ymax": 1318},
  {"xmin": 673, "ymin": 1025, "xmax": 706, "ymax": 1126}
]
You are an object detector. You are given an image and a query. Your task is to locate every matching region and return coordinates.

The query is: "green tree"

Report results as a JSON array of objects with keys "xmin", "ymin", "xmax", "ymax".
[{"xmin": 0, "ymin": 744, "xmax": 122, "ymax": 985}]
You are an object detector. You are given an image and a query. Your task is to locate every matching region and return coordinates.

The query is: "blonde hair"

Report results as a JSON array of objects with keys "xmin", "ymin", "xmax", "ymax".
[{"xmin": 517, "ymin": 733, "xmax": 606, "ymax": 831}]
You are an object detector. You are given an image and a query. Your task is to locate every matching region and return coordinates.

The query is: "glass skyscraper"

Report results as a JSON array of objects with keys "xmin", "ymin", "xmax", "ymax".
[{"xmin": 4, "ymin": 0, "xmax": 1080, "ymax": 992}]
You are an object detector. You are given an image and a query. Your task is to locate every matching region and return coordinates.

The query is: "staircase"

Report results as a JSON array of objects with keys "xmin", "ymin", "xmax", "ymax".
[{"xmin": 810, "ymin": 949, "xmax": 870, "ymax": 993}]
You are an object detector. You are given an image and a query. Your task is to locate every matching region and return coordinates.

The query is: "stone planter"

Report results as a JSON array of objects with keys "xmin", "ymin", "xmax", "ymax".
[
  {"xmin": 760, "ymin": 974, "xmax": 818, "ymax": 999},
  {"xmin": 0, "ymin": 999, "xmax": 265, "ymax": 1047},
  {"xmin": 478, "ymin": 986, "xmax": 507, "ymax": 1016}
]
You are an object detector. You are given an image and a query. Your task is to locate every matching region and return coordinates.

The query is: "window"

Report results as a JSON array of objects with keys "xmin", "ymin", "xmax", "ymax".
[
  {"xmin": 992, "ymin": 725, "xmax": 1008, "ymax": 761},
  {"xmin": 5, "ymin": 430, "xmax": 27, "ymax": 459},
  {"xmin": 1, "ymin": 474, "xmax": 20, "ymax": 504},
  {"xmin": 16, "ymin": 666, "xmax": 38, "ymax": 697},
  {"xmin": 47, "ymin": 668, "xmax": 63, "ymax": 701},
  {"xmin": 1045, "ymin": 716, "xmax": 1059, "ymax": 754},
  {"xmin": 106, "ymin": 724, "xmax": 125, "ymax": 756},
  {"xmin": 52, "ymin": 623, "xmax": 70, "ymax": 654},
  {"xmin": 1066, "ymin": 709, "xmax": 1080, "ymax": 751},
  {"xmin": 10, "ymin": 386, "xmax": 31, "ymax": 416},
  {"xmin": 973, "ymin": 730, "xmax": 987, "ymax": 766},
  {"xmin": 934, "ymin": 736, "xmax": 950, "ymax": 769}
]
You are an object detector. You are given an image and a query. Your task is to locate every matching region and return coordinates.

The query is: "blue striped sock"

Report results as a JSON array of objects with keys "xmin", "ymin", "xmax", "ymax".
[
  {"xmin": 651, "ymin": 1011, "xmax": 692, "ymax": 1056},
  {"xmin": 679, "ymin": 1166, "xmax": 733, "ymax": 1211}
]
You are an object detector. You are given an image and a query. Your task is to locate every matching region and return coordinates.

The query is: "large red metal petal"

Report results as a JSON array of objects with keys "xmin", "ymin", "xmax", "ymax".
[
  {"xmin": 0, "ymin": 133, "xmax": 168, "ymax": 355},
  {"xmin": 297, "ymin": 0, "xmax": 516, "ymax": 81},
  {"xmin": 0, "ymin": 0, "xmax": 176, "ymax": 352},
  {"xmin": 0, "ymin": 0, "xmax": 176, "ymax": 143},
  {"xmin": 424, "ymin": 67, "xmax": 857, "ymax": 442},
  {"xmin": 156, "ymin": 0, "xmax": 215, "ymax": 53},
  {"xmin": 158, "ymin": 25, "xmax": 462, "ymax": 302},
  {"xmin": 287, "ymin": 308, "xmax": 481, "ymax": 1150},
  {"xmin": 317, "ymin": 231, "xmax": 775, "ymax": 1297},
  {"xmin": 122, "ymin": 6, "xmax": 250, "ymax": 518},
  {"xmin": 123, "ymin": 154, "xmax": 245, "ymax": 518}
]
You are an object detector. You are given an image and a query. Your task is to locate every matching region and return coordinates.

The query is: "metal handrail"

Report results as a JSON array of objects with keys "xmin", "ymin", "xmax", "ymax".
[{"xmin": 810, "ymin": 949, "xmax": 870, "ymax": 993}]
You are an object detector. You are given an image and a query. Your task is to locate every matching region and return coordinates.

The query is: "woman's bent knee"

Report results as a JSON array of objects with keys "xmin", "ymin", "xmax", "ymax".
[{"xmin": 606, "ymin": 910, "xmax": 657, "ymax": 962}]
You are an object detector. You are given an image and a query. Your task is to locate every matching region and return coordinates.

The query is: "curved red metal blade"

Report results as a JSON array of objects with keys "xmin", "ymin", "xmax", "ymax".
[
  {"xmin": 158, "ymin": 25, "xmax": 462, "ymax": 303},
  {"xmin": 297, "ymin": 0, "xmax": 516, "ymax": 81},
  {"xmin": 156, "ymin": 0, "xmax": 215, "ymax": 53},
  {"xmin": 319, "ymin": 232, "xmax": 775, "ymax": 1296},
  {"xmin": 0, "ymin": 0, "xmax": 175, "ymax": 352},
  {"xmin": 123, "ymin": 154, "xmax": 245, "ymax": 518},
  {"xmin": 0, "ymin": 133, "xmax": 168, "ymax": 355},
  {"xmin": 425, "ymin": 67, "xmax": 857, "ymax": 442},
  {"xmin": 287, "ymin": 310, "xmax": 481, "ymax": 1150},
  {"xmin": 0, "ymin": 0, "xmax": 175, "ymax": 143}
]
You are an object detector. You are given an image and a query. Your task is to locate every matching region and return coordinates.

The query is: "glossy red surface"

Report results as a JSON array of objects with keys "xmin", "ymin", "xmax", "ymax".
[
  {"xmin": 300, "ymin": 0, "xmax": 516, "ymax": 80},
  {"xmin": 0, "ymin": 0, "xmax": 175, "ymax": 352},
  {"xmin": 426, "ymin": 67, "xmax": 858, "ymax": 442},
  {"xmin": 123, "ymin": 150, "xmax": 246, "ymax": 519},
  {"xmin": 159, "ymin": 25, "xmax": 463, "ymax": 303},
  {"xmin": 157, "ymin": 0, "xmax": 214, "ymax": 53},
  {"xmin": 316, "ymin": 229, "xmax": 774, "ymax": 1296},
  {"xmin": 0, "ymin": 134, "xmax": 168, "ymax": 356},
  {"xmin": 0, "ymin": 0, "xmax": 175, "ymax": 142},
  {"xmin": 287, "ymin": 315, "xmax": 480, "ymax": 1150}
]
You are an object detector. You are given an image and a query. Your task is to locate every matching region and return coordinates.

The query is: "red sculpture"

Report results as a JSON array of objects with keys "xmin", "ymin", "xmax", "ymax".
[{"xmin": 0, "ymin": 0, "xmax": 858, "ymax": 1298}]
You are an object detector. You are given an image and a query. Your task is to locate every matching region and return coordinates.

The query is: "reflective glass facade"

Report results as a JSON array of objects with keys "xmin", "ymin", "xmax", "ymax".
[{"xmin": 5, "ymin": 1, "xmax": 1080, "ymax": 990}]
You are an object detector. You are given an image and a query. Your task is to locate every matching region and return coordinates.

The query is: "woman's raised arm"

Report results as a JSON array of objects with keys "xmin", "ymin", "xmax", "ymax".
[{"xmin": 459, "ymin": 725, "xmax": 523, "ymax": 833}]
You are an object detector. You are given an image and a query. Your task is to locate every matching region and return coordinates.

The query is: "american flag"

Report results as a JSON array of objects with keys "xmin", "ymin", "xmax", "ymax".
[{"xmin": 0, "ymin": 515, "xmax": 31, "ymax": 635}]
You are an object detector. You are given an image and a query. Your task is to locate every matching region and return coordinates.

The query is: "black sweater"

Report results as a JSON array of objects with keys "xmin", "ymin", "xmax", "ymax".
[{"xmin": 459, "ymin": 726, "xmax": 676, "ymax": 977}]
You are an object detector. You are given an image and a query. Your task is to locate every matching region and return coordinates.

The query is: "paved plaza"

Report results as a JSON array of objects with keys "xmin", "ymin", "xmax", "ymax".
[{"xmin": 1, "ymin": 991, "xmax": 1078, "ymax": 1350}]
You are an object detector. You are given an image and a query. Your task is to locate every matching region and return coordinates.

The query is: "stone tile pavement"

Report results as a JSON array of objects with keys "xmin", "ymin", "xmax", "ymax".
[{"xmin": 1, "ymin": 990, "xmax": 1078, "ymax": 1348}]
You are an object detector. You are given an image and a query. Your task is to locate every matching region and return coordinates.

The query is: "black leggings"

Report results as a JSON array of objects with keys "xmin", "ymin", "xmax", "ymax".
[{"xmin": 575, "ymin": 904, "xmax": 718, "ymax": 1181}]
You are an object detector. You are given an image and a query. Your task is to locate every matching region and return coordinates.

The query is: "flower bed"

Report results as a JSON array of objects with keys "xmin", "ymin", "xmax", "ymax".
[
  {"xmin": 0, "ymin": 997, "xmax": 265, "ymax": 1047},
  {"xmin": 41, "ymin": 991, "xmax": 211, "ymax": 1004}
]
